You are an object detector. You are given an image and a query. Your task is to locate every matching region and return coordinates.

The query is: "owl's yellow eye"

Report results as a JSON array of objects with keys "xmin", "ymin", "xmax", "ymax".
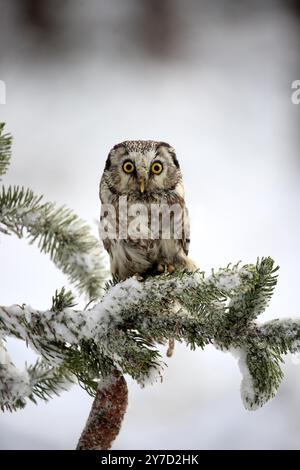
[
  {"xmin": 123, "ymin": 160, "xmax": 135, "ymax": 174},
  {"xmin": 151, "ymin": 161, "xmax": 163, "ymax": 175}
]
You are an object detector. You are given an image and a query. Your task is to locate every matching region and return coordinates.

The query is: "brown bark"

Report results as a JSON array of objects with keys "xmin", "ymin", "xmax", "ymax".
[{"xmin": 76, "ymin": 372, "xmax": 128, "ymax": 450}]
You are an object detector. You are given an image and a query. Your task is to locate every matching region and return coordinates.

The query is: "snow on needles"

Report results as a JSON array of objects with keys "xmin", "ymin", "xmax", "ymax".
[
  {"xmin": 231, "ymin": 348, "xmax": 257, "ymax": 410},
  {"xmin": 0, "ymin": 342, "xmax": 32, "ymax": 408}
]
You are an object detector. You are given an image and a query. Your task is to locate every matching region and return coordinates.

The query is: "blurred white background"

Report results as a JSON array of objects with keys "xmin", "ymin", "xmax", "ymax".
[{"xmin": 0, "ymin": 0, "xmax": 300, "ymax": 449}]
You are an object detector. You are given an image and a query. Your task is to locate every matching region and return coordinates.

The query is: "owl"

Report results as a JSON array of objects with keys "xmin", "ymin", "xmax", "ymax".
[{"xmin": 99, "ymin": 140, "xmax": 195, "ymax": 281}]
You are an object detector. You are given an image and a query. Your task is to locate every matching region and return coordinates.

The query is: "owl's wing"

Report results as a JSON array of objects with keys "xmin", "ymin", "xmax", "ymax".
[
  {"xmin": 99, "ymin": 211, "xmax": 114, "ymax": 255},
  {"xmin": 102, "ymin": 237, "xmax": 112, "ymax": 254},
  {"xmin": 181, "ymin": 235, "xmax": 190, "ymax": 256},
  {"xmin": 180, "ymin": 205, "xmax": 191, "ymax": 256}
]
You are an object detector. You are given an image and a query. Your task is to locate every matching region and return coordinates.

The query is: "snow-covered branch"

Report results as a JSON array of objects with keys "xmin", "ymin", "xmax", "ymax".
[
  {"xmin": 0, "ymin": 340, "xmax": 73, "ymax": 412},
  {"xmin": 0, "ymin": 122, "xmax": 108, "ymax": 412},
  {"xmin": 1, "ymin": 257, "xmax": 299, "ymax": 412},
  {"xmin": 0, "ymin": 186, "xmax": 107, "ymax": 299}
]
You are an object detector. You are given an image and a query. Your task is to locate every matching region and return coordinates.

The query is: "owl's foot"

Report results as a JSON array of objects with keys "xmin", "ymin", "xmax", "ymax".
[
  {"xmin": 167, "ymin": 264, "xmax": 175, "ymax": 274},
  {"xmin": 156, "ymin": 263, "xmax": 175, "ymax": 274},
  {"xmin": 157, "ymin": 263, "xmax": 165, "ymax": 273},
  {"xmin": 166, "ymin": 338, "xmax": 175, "ymax": 357}
]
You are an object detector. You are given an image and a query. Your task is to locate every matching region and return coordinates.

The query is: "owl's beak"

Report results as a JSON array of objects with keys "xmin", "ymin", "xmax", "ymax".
[{"xmin": 139, "ymin": 176, "xmax": 145, "ymax": 194}]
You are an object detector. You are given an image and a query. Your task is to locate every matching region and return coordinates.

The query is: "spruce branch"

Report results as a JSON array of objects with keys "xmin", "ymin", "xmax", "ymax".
[
  {"xmin": 51, "ymin": 287, "xmax": 77, "ymax": 312},
  {"xmin": 0, "ymin": 122, "xmax": 108, "ymax": 431},
  {"xmin": 226, "ymin": 257, "xmax": 279, "ymax": 327},
  {"xmin": 0, "ymin": 340, "xmax": 73, "ymax": 412},
  {"xmin": 0, "ymin": 123, "xmax": 107, "ymax": 299},
  {"xmin": 1, "ymin": 258, "xmax": 299, "ymax": 414},
  {"xmin": 0, "ymin": 185, "xmax": 107, "ymax": 299}
]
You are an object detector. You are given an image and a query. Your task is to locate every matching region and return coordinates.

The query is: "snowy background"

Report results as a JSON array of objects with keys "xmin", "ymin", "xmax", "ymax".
[{"xmin": 1, "ymin": 0, "xmax": 300, "ymax": 449}]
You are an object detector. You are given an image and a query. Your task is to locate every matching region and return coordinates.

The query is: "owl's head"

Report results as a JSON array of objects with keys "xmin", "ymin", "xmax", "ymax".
[{"xmin": 100, "ymin": 140, "xmax": 184, "ymax": 200}]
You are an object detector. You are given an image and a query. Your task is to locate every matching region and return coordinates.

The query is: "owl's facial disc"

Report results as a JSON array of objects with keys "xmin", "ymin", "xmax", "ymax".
[{"xmin": 102, "ymin": 141, "xmax": 183, "ymax": 198}]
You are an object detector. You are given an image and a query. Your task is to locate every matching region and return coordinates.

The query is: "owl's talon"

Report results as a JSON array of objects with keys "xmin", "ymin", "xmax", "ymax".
[
  {"xmin": 134, "ymin": 274, "xmax": 144, "ymax": 282},
  {"xmin": 167, "ymin": 264, "xmax": 175, "ymax": 274},
  {"xmin": 157, "ymin": 264, "xmax": 165, "ymax": 273}
]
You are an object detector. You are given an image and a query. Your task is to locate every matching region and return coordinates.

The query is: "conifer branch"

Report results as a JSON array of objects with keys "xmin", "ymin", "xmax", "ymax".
[
  {"xmin": 1, "ymin": 258, "xmax": 300, "ymax": 414},
  {"xmin": 0, "ymin": 122, "xmax": 107, "ymax": 418},
  {"xmin": 0, "ymin": 340, "xmax": 73, "ymax": 412},
  {"xmin": 0, "ymin": 125, "xmax": 107, "ymax": 300},
  {"xmin": 0, "ymin": 185, "xmax": 107, "ymax": 299}
]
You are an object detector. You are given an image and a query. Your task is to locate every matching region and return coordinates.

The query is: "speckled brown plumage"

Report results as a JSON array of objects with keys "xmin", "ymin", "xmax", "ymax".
[{"xmin": 99, "ymin": 140, "xmax": 195, "ymax": 280}]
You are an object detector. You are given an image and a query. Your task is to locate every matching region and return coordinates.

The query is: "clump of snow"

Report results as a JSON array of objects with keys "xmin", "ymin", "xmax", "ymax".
[
  {"xmin": 20, "ymin": 210, "xmax": 42, "ymax": 226},
  {"xmin": 88, "ymin": 277, "xmax": 146, "ymax": 330},
  {"xmin": 212, "ymin": 272, "xmax": 241, "ymax": 291},
  {"xmin": 0, "ymin": 343, "xmax": 32, "ymax": 406},
  {"xmin": 50, "ymin": 319, "xmax": 78, "ymax": 344},
  {"xmin": 5, "ymin": 369, "xmax": 32, "ymax": 403},
  {"xmin": 231, "ymin": 347, "xmax": 258, "ymax": 411},
  {"xmin": 207, "ymin": 266, "xmax": 254, "ymax": 295},
  {"xmin": 289, "ymin": 339, "xmax": 300, "ymax": 353},
  {"xmin": 138, "ymin": 364, "xmax": 164, "ymax": 388}
]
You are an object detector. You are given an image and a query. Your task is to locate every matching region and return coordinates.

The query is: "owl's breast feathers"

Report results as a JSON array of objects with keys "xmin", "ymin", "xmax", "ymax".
[{"xmin": 100, "ymin": 192, "xmax": 192, "ymax": 279}]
